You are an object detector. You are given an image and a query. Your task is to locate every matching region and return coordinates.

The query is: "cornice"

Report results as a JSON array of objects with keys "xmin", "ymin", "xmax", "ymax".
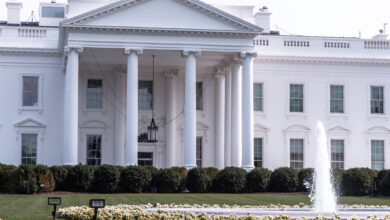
[
  {"xmin": 0, "ymin": 47, "xmax": 61, "ymax": 56},
  {"xmin": 255, "ymin": 55, "xmax": 390, "ymax": 65},
  {"xmin": 62, "ymin": 25, "xmax": 259, "ymax": 37}
]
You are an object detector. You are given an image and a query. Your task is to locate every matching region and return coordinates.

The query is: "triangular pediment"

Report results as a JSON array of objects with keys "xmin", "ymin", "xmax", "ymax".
[
  {"xmin": 254, "ymin": 123, "xmax": 268, "ymax": 132},
  {"xmin": 327, "ymin": 125, "xmax": 350, "ymax": 133},
  {"xmin": 15, "ymin": 118, "xmax": 46, "ymax": 128},
  {"xmin": 62, "ymin": 0, "xmax": 262, "ymax": 34}
]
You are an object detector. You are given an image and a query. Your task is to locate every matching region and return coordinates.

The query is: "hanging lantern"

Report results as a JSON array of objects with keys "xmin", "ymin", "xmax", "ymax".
[
  {"xmin": 147, "ymin": 54, "xmax": 158, "ymax": 143},
  {"xmin": 147, "ymin": 118, "xmax": 158, "ymax": 142}
]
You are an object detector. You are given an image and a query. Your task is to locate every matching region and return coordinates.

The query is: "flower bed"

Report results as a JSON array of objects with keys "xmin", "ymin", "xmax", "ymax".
[{"xmin": 56, "ymin": 204, "xmax": 390, "ymax": 220}]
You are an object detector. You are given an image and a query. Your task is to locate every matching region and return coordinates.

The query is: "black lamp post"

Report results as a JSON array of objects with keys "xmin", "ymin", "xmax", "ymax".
[{"xmin": 148, "ymin": 55, "xmax": 158, "ymax": 142}]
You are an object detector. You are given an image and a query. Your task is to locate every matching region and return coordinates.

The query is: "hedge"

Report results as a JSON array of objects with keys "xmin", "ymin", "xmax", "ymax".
[
  {"xmin": 269, "ymin": 167, "xmax": 298, "ymax": 192},
  {"xmin": 67, "ymin": 165, "xmax": 95, "ymax": 192},
  {"xmin": 119, "ymin": 166, "xmax": 151, "ymax": 193},
  {"xmin": 212, "ymin": 167, "xmax": 246, "ymax": 193},
  {"xmin": 186, "ymin": 168, "xmax": 209, "ymax": 193},
  {"xmin": 0, "ymin": 164, "xmax": 16, "ymax": 193},
  {"xmin": 246, "ymin": 168, "xmax": 272, "ymax": 192},
  {"xmin": 341, "ymin": 168, "xmax": 377, "ymax": 196},
  {"xmin": 10, "ymin": 165, "xmax": 38, "ymax": 194},
  {"xmin": 34, "ymin": 165, "xmax": 55, "ymax": 192},
  {"xmin": 155, "ymin": 168, "xmax": 181, "ymax": 193},
  {"xmin": 50, "ymin": 165, "xmax": 71, "ymax": 191},
  {"xmin": 298, "ymin": 168, "xmax": 314, "ymax": 192},
  {"xmin": 92, "ymin": 165, "xmax": 121, "ymax": 193}
]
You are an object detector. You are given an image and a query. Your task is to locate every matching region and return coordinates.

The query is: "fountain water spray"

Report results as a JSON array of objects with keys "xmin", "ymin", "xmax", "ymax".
[{"xmin": 310, "ymin": 121, "xmax": 337, "ymax": 213}]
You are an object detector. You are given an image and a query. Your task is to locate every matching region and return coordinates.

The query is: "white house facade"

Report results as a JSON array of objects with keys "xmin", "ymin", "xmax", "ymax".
[{"xmin": 1, "ymin": 0, "xmax": 390, "ymax": 171}]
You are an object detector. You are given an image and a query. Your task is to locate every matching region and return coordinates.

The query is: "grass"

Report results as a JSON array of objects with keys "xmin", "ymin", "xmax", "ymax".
[{"xmin": 0, "ymin": 193, "xmax": 389, "ymax": 220}]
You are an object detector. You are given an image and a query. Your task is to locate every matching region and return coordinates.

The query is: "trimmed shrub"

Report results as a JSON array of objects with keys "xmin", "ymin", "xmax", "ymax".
[
  {"xmin": 186, "ymin": 168, "xmax": 209, "ymax": 193},
  {"xmin": 377, "ymin": 169, "xmax": 390, "ymax": 196},
  {"xmin": 212, "ymin": 167, "xmax": 246, "ymax": 193},
  {"xmin": 10, "ymin": 165, "xmax": 38, "ymax": 194},
  {"xmin": 170, "ymin": 167, "xmax": 188, "ymax": 192},
  {"xmin": 298, "ymin": 168, "xmax": 314, "ymax": 192},
  {"xmin": 50, "ymin": 165, "xmax": 71, "ymax": 191},
  {"xmin": 34, "ymin": 165, "xmax": 55, "ymax": 192},
  {"xmin": 119, "ymin": 166, "xmax": 151, "ymax": 193},
  {"xmin": 143, "ymin": 166, "xmax": 159, "ymax": 192},
  {"xmin": 204, "ymin": 167, "xmax": 219, "ymax": 191},
  {"xmin": 92, "ymin": 165, "xmax": 121, "ymax": 193},
  {"xmin": 269, "ymin": 167, "xmax": 298, "ymax": 192},
  {"xmin": 331, "ymin": 168, "xmax": 344, "ymax": 195},
  {"xmin": 341, "ymin": 168, "xmax": 377, "ymax": 196},
  {"xmin": 0, "ymin": 164, "xmax": 16, "ymax": 193},
  {"xmin": 67, "ymin": 165, "xmax": 95, "ymax": 192},
  {"xmin": 246, "ymin": 168, "xmax": 272, "ymax": 192},
  {"xmin": 155, "ymin": 168, "xmax": 180, "ymax": 193}
]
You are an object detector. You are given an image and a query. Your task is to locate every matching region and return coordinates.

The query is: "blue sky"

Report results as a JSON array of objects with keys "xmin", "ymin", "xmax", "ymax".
[{"xmin": 1, "ymin": 0, "xmax": 390, "ymax": 38}]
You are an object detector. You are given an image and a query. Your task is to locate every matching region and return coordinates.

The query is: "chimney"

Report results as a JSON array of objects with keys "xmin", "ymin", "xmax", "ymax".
[
  {"xmin": 254, "ymin": 6, "xmax": 271, "ymax": 34},
  {"xmin": 6, "ymin": 1, "xmax": 23, "ymax": 25}
]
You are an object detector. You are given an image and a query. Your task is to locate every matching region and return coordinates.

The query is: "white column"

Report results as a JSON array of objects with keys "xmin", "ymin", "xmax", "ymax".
[
  {"xmin": 114, "ymin": 71, "xmax": 126, "ymax": 166},
  {"xmin": 165, "ymin": 69, "xmax": 178, "ymax": 168},
  {"xmin": 231, "ymin": 60, "xmax": 242, "ymax": 167},
  {"xmin": 240, "ymin": 52, "xmax": 257, "ymax": 171},
  {"xmin": 63, "ymin": 46, "xmax": 82, "ymax": 165},
  {"xmin": 224, "ymin": 65, "xmax": 232, "ymax": 167},
  {"xmin": 182, "ymin": 50, "xmax": 200, "ymax": 169},
  {"xmin": 124, "ymin": 48, "xmax": 143, "ymax": 166},
  {"xmin": 215, "ymin": 70, "xmax": 225, "ymax": 169}
]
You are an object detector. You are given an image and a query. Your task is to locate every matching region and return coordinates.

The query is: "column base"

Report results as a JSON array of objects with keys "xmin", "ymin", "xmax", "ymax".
[{"xmin": 242, "ymin": 165, "xmax": 255, "ymax": 172}]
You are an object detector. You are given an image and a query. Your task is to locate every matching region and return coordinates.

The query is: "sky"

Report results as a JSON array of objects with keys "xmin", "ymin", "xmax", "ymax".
[{"xmin": 0, "ymin": 0, "xmax": 390, "ymax": 38}]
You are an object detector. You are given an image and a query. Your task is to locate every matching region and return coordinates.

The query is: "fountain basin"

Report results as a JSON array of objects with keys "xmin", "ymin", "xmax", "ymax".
[{"xmin": 146, "ymin": 207, "xmax": 390, "ymax": 218}]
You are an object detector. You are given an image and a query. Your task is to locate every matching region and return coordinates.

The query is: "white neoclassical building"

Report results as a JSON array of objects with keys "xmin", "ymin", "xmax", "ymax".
[{"xmin": 1, "ymin": 0, "xmax": 390, "ymax": 171}]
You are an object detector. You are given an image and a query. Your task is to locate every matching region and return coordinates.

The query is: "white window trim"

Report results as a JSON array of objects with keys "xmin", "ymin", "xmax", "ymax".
[
  {"xmin": 368, "ymin": 83, "xmax": 388, "ymax": 120},
  {"xmin": 286, "ymin": 81, "xmax": 307, "ymax": 119},
  {"xmin": 327, "ymin": 82, "xmax": 348, "ymax": 120},
  {"xmin": 196, "ymin": 78, "xmax": 207, "ymax": 118},
  {"xmin": 15, "ymin": 118, "xmax": 46, "ymax": 165},
  {"xmin": 254, "ymin": 81, "xmax": 267, "ymax": 118},
  {"xmin": 82, "ymin": 75, "xmax": 107, "ymax": 115},
  {"xmin": 18, "ymin": 73, "xmax": 44, "ymax": 114},
  {"xmin": 79, "ymin": 120, "xmax": 108, "ymax": 165},
  {"xmin": 365, "ymin": 126, "xmax": 390, "ymax": 169},
  {"xmin": 287, "ymin": 136, "xmax": 306, "ymax": 169},
  {"xmin": 254, "ymin": 123, "xmax": 269, "ymax": 168},
  {"xmin": 327, "ymin": 125, "xmax": 350, "ymax": 169},
  {"xmin": 284, "ymin": 124, "xmax": 310, "ymax": 168},
  {"xmin": 138, "ymin": 77, "xmax": 154, "ymax": 113}
]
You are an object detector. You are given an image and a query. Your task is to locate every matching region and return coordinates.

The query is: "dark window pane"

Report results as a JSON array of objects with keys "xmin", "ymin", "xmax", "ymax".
[
  {"xmin": 139, "ymin": 81, "xmax": 153, "ymax": 110},
  {"xmin": 42, "ymin": 6, "xmax": 65, "ymax": 18}
]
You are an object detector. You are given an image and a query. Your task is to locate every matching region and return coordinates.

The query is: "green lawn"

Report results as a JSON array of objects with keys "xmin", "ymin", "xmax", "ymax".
[{"xmin": 0, "ymin": 193, "xmax": 389, "ymax": 220}]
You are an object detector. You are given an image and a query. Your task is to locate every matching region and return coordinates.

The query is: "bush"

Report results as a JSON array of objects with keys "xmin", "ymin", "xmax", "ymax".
[
  {"xmin": 155, "ymin": 168, "xmax": 180, "ymax": 193},
  {"xmin": 0, "ymin": 164, "xmax": 16, "ymax": 193},
  {"xmin": 119, "ymin": 166, "xmax": 151, "ymax": 193},
  {"xmin": 298, "ymin": 168, "xmax": 314, "ymax": 192},
  {"xmin": 269, "ymin": 167, "xmax": 298, "ymax": 192},
  {"xmin": 34, "ymin": 165, "xmax": 55, "ymax": 192},
  {"xmin": 341, "ymin": 168, "xmax": 377, "ymax": 196},
  {"xmin": 67, "ymin": 165, "xmax": 95, "ymax": 192},
  {"xmin": 92, "ymin": 165, "xmax": 121, "ymax": 193},
  {"xmin": 10, "ymin": 165, "xmax": 38, "ymax": 194},
  {"xmin": 143, "ymin": 166, "xmax": 159, "ymax": 192},
  {"xmin": 204, "ymin": 167, "xmax": 219, "ymax": 191},
  {"xmin": 170, "ymin": 167, "xmax": 187, "ymax": 192},
  {"xmin": 246, "ymin": 168, "xmax": 272, "ymax": 192},
  {"xmin": 377, "ymin": 169, "xmax": 390, "ymax": 196},
  {"xmin": 50, "ymin": 165, "xmax": 71, "ymax": 191},
  {"xmin": 212, "ymin": 167, "xmax": 246, "ymax": 193},
  {"xmin": 186, "ymin": 168, "xmax": 209, "ymax": 193},
  {"xmin": 331, "ymin": 168, "xmax": 344, "ymax": 195}
]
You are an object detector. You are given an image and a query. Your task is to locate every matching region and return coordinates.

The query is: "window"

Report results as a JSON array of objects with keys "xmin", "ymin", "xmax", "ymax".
[
  {"xmin": 289, "ymin": 84, "xmax": 304, "ymax": 112},
  {"xmin": 371, "ymin": 140, "xmax": 384, "ymax": 170},
  {"xmin": 254, "ymin": 83, "xmax": 263, "ymax": 112},
  {"xmin": 138, "ymin": 81, "xmax": 153, "ymax": 110},
  {"xmin": 22, "ymin": 76, "xmax": 39, "ymax": 107},
  {"xmin": 331, "ymin": 139, "xmax": 344, "ymax": 169},
  {"xmin": 87, "ymin": 79, "xmax": 103, "ymax": 109},
  {"xmin": 196, "ymin": 82, "xmax": 203, "ymax": 110},
  {"xmin": 138, "ymin": 152, "xmax": 153, "ymax": 166},
  {"xmin": 41, "ymin": 6, "xmax": 65, "ymax": 18},
  {"xmin": 371, "ymin": 86, "xmax": 384, "ymax": 114},
  {"xmin": 254, "ymin": 138, "xmax": 263, "ymax": 167},
  {"xmin": 290, "ymin": 139, "xmax": 304, "ymax": 170},
  {"xmin": 330, "ymin": 85, "xmax": 344, "ymax": 113},
  {"xmin": 21, "ymin": 133, "xmax": 38, "ymax": 165},
  {"xmin": 196, "ymin": 137, "xmax": 202, "ymax": 167},
  {"xmin": 87, "ymin": 135, "xmax": 102, "ymax": 166}
]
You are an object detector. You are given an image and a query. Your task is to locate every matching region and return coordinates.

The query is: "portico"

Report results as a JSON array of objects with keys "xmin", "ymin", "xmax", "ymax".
[{"xmin": 60, "ymin": 0, "xmax": 261, "ymax": 169}]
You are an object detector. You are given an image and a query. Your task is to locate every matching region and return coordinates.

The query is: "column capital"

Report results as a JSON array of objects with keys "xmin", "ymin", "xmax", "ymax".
[
  {"xmin": 215, "ymin": 69, "xmax": 225, "ymax": 78},
  {"xmin": 239, "ymin": 52, "xmax": 257, "ymax": 59},
  {"xmin": 182, "ymin": 50, "xmax": 201, "ymax": 57},
  {"xmin": 124, "ymin": 48, "xmax": 143, "ymax": 56},
  {"xmin": 64, "ymin": 46, "xmax": 83, "ymax": 54},
  {"xmin": 164, "ymin": 69, "xmax": 179, "ymax": 78}
]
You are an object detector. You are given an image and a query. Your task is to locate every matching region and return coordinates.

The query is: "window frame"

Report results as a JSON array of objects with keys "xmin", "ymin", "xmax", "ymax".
[
  {"xmin": 289, "ymin": 138, "xmax": 304, "ymax": 170},
  {"xmin": 329, "ymin": 85, "xmax": 345, "ymax": 114},
  {"xmin": 196, "ymin": 136, "xmax": 203, "ymax": 167},
  {"xmin": 289, "ymin": 84, "xmax": 304, "ymax": 113},
  {"xmin": 138, "ymin": 80, "xmax": 154, "ymax": 110},
  {"xmin": 86, "ymin": 134, "xmax": 102, "ymax": 166},
  {"xmin": 21, "ymin": 133, "xmax": 38, "ymax": 165},
  {"xmin": 330, "ymin": 139, "xmax": 345, "ymax": 169},
  {"xmin": 82, "ymin": 75, "xmax": 106, "ymax": 114},
  {"xmin": 371, "ymin": 139, "xmax": 385, "ymax": 171},
  {"xmin": 86, "ymin": 78, "xmax": 104, "ymax": 110},
  {"xmin": 138, "ymin": 152, "xmax": 154, "ymax": 166},
  {"xmin": 196, "ymin": 81, "xmax": 204, "ymax": 112},
  {"xmin": 253, "ymin": 82, "xmax": 264, "ymax": 113},
  {"xmin": 370, "ymin": 85, "xmax": 385, "ymax": 115},
  {"xmin": 286, "ymin": 82, "xmax": 307, "ymax": 118},
  {"xmin": 254, "ymin": 138, "xmax": 263, "ymax": 168},
  {"xmin": 18, "ymin": 73, "xmax": 44, "ymax": 113}
]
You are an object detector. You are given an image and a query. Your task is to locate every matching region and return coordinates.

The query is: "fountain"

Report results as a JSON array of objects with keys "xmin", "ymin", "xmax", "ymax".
[{"xmin": 310, "ymin": 120, "xmax": 337, "ymax": 213}]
